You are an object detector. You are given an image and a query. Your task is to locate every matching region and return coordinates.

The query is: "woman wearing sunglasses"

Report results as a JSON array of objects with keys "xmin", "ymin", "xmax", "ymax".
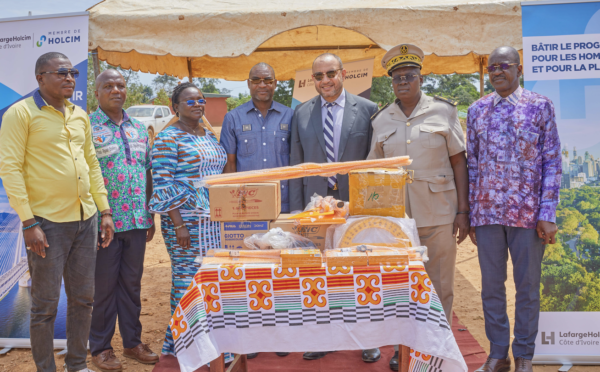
[{"xmin": 148, "ymin": 82, "xmax": 228, "ymax": 356}]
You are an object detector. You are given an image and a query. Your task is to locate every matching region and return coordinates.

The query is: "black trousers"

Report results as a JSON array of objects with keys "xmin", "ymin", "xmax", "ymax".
[{"xmin": 89, "ymin": 229, "xmax": 147, "ymax": 356}]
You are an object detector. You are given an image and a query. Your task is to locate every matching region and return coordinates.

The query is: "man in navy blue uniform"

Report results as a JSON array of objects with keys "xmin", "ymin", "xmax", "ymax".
[{"xmin": 220, "ymin": 62, "xmax": 294, "ymax": 214}]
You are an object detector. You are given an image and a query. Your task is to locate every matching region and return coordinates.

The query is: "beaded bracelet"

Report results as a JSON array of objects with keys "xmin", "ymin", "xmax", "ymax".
[
  {"xmin": 174, "ymin": 224, "xmax": 187, "ymax": 230},
  {"xmin": 23, "ymin": 222, "xmax": 40, "ymax": 231}
]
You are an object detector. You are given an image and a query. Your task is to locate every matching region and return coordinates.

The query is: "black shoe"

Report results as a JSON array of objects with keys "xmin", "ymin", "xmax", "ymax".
[
  {"xmin": 303, "ymin": 351, "xmax": 330, "ymax": 360},
  {"xmin": 362, "ymin": 348, "xmax": 381, "ymax": 363},
  {"xmin": 389, "ymin": 351, "xmax": 399, "ymax": 371},
  {"xmin": 275, "ymin": 352, "xmax": 290, "ymax": 357},
  {"xmin": 247, "ymin": 353, "xmax": 259, "ymax": 359}
]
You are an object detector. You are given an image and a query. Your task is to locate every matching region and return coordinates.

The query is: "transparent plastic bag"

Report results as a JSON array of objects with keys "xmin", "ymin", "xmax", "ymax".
[
  {"xmin": 325, "ymin": 216, "xmax": 420, "ymax": 250},
  {"xmin": 304, "ymin": 193, "xmax": 349, "ymax": 218},
  {"xmin": 244, "ymin": 227, "xmax": 316, "ymax": 250}
]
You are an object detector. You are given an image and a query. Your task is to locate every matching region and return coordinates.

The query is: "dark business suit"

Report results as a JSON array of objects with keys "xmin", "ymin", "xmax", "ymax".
[{"xmin": 290, "ymin": 90, "xmax": 378, "ymax": 211}]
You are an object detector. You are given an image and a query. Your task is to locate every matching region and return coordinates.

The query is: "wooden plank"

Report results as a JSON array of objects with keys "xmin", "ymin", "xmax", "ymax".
[
  {"xmin": 209, "ymin": 353, "xmax": 225, "ymax": 372},
  {"xmin": 400, "ymin": 345, "xmax": 411, "ymax": 372}
]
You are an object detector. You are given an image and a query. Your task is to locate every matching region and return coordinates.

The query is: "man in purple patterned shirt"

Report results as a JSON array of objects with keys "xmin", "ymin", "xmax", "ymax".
[
  {"xmin": 88, "ymin": 69, "xmax": 159, "ymax": 371},
  {"xmin": 467, "ymin": 46, "xmax": 561, "ymax": 372}
]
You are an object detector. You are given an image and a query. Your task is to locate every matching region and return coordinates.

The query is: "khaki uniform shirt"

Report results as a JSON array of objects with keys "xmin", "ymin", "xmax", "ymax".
[{"xmin": 367, "ymin": 92, "xmax": 465, "ymax": 228}]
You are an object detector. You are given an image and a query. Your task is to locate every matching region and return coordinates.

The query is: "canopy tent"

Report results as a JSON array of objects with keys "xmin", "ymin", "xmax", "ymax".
[{"xmin": 88, "ymin": 0, "xmax": 531, "ymax": 83}]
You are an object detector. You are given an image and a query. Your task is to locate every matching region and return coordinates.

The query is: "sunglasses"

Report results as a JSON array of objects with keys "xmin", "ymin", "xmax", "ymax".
[
  {"xmin": 312, "ymin": 69, "xmax": 342, "ymax": 82},
  {"xmin": 39, "ymin": 68, "xmax": 79, "ymax": 79},
  {"xmin": 185, "ymin": 99, "xmax": 206, "ymax": 106},
  {"xmin": 249, "ymin": 78, "xmax": 274, "ymax": 85},
  {"xmin": 487, "ymin": 63, "xmax": 519, "ymax": 73},
  {"xmin": 392, "ymin": 74, "xmax": 421, "ymax": 84}
]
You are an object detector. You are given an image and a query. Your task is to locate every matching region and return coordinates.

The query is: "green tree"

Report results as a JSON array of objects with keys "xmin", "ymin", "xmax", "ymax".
[
  {"xmin": 369, "ymin": 76, "xmax": 395, "ymax": 106},
  {"xmin": 124, "ymin": 83, "xmax": 151, "ymax": 109},
  {"xmin": 273, "ymin": 79, "xmax": 294, "ymax": 107},
  {"xmin": 193, "ymin": 78, "xmax": 227, "ymax": 94},
  {"xmin": 154, "ymin": 89, "xmax": 170, "ymax": 106},
  {"xmin": 226, "ymin": 93, "xmax": 252, "ymax": 111},
  {"xmin": 422, "ymin": 74, "xmax": 480, "ymax": 104},
  {"xmin": 580, "ymin": 223, "xmax": 599, "ymax": 247},
  {"xmin": 153, "ymin": 74, "xmax": 179, "ymax": 94}
]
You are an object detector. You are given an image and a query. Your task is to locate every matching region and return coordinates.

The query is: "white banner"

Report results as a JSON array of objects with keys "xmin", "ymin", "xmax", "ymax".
[
  {"xmin": 291, "ymin": 58, "xmax": 374, "ymax": 109},
  {"xmin": 0, "ymin": 12, "xmax": 89, "ymax": 346},
  {"xmin": 535, "ymin": 313, "xmax": 600, "ymax": 362},
  {"xmin": 522, "ymin": 0, "xmax": 600, "ymax": 365}
]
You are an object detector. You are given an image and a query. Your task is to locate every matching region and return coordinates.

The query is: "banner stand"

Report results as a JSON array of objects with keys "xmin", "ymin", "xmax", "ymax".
[
  {"xmin": 291, "ymin": 57, "xmax": 374, "ymax": 108},
  {"xmin": 522, "ymin": 0, "xmax": 600, "ymax": 367},
  {"xmin": 0, "ymin": 11, "xmax": 89, "ymax": 348}
]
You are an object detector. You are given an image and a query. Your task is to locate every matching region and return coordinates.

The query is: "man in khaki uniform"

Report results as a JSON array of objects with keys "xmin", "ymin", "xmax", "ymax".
[{"xmin": 367, "ymin": 44, "xmax": 470, "ymax": 371}]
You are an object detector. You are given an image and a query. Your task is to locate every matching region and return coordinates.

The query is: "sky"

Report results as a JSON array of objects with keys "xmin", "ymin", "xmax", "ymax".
[{"xmin": 1, "ymin": 0, "xmax": 250, "ymax": 96}]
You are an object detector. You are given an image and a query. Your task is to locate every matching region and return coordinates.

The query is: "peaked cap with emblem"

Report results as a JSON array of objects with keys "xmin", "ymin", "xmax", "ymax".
[{"xmin": 381, "ymin": 44, "xmax": 425, "ymax": 76}]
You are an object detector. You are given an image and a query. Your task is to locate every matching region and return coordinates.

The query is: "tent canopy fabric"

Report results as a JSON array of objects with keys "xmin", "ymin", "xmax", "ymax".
[{"xmin": 88, "ymin": 0, "xmax": 534, "ymax": 80}]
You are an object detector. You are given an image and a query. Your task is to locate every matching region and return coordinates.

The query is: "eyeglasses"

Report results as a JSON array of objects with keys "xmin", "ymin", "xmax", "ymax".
[
  {"xmin": 39, "ymin": 68, "xmax": 79, "ymax": 79},
  {"xmin": 185, "ymin": 99, "xmax": 206, "ymax": 106},
  {"xmin": 312, "ymin": 69, "xmax": 342, "ymax": 82},
  {"xmin": 486, "ymin": 63, "xmax": 519, "ymax": 73},
  {"xmin": 392, "ymin": 74, "xmax": 420, "ymax": 84},
  {"xmin": 249, "ymin": 78, "xmax": 274, "ymax": 85}
]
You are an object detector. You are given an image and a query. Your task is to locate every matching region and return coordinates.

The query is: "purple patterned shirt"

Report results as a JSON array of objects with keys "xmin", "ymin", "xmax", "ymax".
[
  {"xmin": 89, "ymin": 108, "xmax": 153, "ymax": 233},
  {"xmin": 467, "ymin": 88, "xmax": 562, "ymax": 229}
]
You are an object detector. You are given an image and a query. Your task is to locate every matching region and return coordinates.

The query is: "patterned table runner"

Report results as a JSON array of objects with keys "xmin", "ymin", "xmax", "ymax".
[{"xmin": 170, "ymin": 262, "xmax": 467, "ymax": 372}]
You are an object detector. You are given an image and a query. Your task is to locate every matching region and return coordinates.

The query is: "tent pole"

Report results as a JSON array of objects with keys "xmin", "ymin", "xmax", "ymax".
[
  {"xmin": 187, "ymin": 58, "xmax": 193, "ymax": 83},
  {"xmin": 479, "ymin": 57, "xmax": 485, "ymax": 98},
  {"xmin": 92, "ymin": 49, "xmax": 100, "ymax": 81}
]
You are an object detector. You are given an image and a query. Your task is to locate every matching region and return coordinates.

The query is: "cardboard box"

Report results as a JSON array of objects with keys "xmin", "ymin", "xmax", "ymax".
[
  {"xmin": 220, "ymin": 221, "xmax": 270, "ymax": 250},
  {"xmin": 349, "ymin": 168, "xmax": 408, "ymax": 217},
  {"xmin": 210, "ymin": 182, "xmax": 281, "ymax": 221},
  {"xmin": 270, "ymin": 214, "xmax": 331, "ymax": 250}
]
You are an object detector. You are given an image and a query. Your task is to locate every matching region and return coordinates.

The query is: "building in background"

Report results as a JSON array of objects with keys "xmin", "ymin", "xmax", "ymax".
[{"xmin": 203, "ymin": 93, "xmax": 229, "ymax": 126}]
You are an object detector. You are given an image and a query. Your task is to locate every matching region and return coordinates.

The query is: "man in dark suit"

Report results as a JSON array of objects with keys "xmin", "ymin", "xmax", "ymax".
[
  {"xmin": 290, "ymin": 53, "xmax": 378, "ymax": 211},
  {"xmin": 289, "ymin": 53, "xmax": 380, "ymax": 363}
]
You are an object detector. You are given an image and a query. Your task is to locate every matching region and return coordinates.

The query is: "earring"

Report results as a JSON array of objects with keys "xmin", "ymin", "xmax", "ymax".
[{"xmin": 176, "ymin": 112, "xmax": 179, "ymax": 117}]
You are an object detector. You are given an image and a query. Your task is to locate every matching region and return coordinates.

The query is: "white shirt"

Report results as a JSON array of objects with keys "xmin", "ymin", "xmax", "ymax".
[{"xmin": 320, "ymin": 89, "xmax": 346, "ymax": 161}]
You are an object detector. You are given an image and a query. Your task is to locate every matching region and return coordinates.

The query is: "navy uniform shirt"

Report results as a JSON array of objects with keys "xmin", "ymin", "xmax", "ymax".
[{"xmin": 220, "ymin": 100, "xmax": 294, "ymax": 212}]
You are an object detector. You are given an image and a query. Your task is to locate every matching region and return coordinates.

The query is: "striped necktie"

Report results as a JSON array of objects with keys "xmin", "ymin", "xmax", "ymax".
[{"xmin": 324, "ymin": 102, "xmax": 337, "ymax": 189}]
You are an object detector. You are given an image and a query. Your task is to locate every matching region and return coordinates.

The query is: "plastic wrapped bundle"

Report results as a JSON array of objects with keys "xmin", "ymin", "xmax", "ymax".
[
  {"xmin": 349, "ymin": 168, "xmax": 409, "ymax": 217},
  {"xmin": 244, "ymin": 228, "xmax": 316, "ymax": 250},
  {"xmin": 206, "ymin": 249, "xmax": 282, "ymax": 259},
  {"xmin": 281, "ymin": 249, "xmax": 323, "ymax": 268},
  {"xmin": 325, "ymin": 248, "xmax": 368, "ymax": 267},
  {"xmin": 345, "ymin": 245, "xmax": 429, "ymax": 263},
  {"xmin": 199, "ymin": 156, "xmax": 412, "ymax": 187},
  {"xmin": 200, "ymin": 256, "xmax": 281, "ymax": 265}
]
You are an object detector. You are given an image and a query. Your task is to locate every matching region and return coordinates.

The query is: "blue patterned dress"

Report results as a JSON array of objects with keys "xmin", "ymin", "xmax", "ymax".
[{"xmin": 149, "ymin": 126, "xmax": 226, "ymax": 355}]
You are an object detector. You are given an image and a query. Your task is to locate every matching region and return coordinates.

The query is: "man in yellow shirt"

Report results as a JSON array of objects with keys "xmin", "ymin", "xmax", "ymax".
[{"xmin": 0, "ymin": 52, "xmax": 114, "ymax": 372}]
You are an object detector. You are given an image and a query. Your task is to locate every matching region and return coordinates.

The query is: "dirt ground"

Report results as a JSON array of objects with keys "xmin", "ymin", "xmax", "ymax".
[{"xmin": 1, "ymin": 217, "xmax": 598, "ymax": 371}]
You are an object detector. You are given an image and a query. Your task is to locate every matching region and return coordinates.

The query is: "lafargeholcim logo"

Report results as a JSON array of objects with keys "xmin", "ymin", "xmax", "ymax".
[
  {"xmin": 36, "ymin": 35, "xmax": 46, "ymax": 47},
  {"xmin": 542, "ymin": 332, "xmax": 555, "ymax": 345},
  {"xmin": 37, "ymin": 34, "xmax": 80, "ymax": 47}
]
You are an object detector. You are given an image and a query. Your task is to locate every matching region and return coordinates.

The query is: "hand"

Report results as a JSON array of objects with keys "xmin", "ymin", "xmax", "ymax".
[
  {"xmin": 23, "ymin": 219, "xmax": 48, "ymax": 258},
  {"xmin": 469, "ymin": 226, "xmax": 477, "ymax": 246},
  {"xmin": 146, "ymin": 223, "xmax": 156, "ymax": 242},
  {"xmin": 536, "ymin": 220, "xmax": 557, "ymax": 245},
  {"xmin": 176, "ymin": 225, "xmax": 191, "ymax": 248},
  {"xmin": 99, "ymin": 212, "xmax": 115, "ymax": 248},
  {"xmin": 453, "ymin": 213, "xmax": 470, "ymax": 245}
]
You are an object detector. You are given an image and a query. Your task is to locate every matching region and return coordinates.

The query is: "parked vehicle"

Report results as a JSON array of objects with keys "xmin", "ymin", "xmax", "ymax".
[{"xmin": 126, "ymin": 105, "xmax": 174, "ymax": 146}]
